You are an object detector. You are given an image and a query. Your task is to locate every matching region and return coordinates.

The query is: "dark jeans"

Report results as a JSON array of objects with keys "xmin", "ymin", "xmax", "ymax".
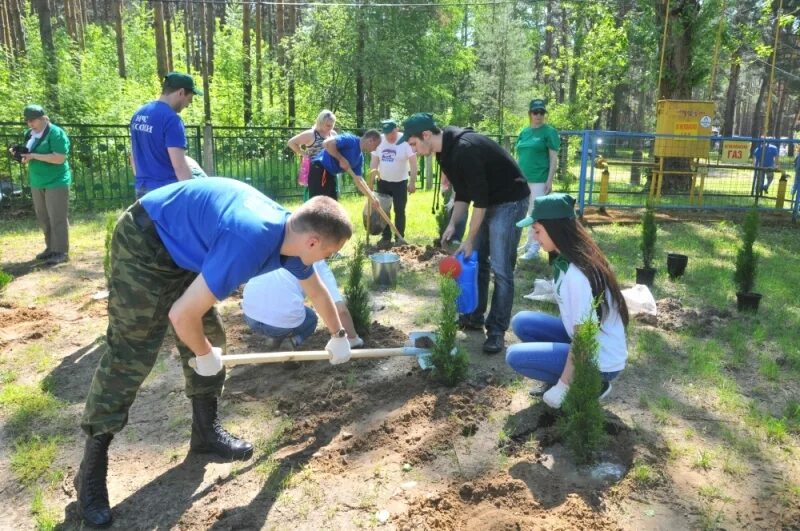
[
  {"xmin": 464, "ymin": 197, "xmax": 528, "ymax": 334},
  {"xmin": 308, "ymin": 161, "xmax": 338, "ymax": 200},
  {"xmin": 376, "ymin": 179, "xmax": 408, "ymax": 239},
  {"xmin": 243, "ymin": 307, "xmax": 318, "ymax": 347}
]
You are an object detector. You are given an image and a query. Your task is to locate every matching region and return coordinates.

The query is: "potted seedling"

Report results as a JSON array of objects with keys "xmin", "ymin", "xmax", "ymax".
[
  {"xmin": 734, "ymin": 209, "xmax": 762, "ymax": 312},
  {"xmin": 635, "ymin": 204, "xmax": 657, "ymax": 286},
  {"xmin": 666, "ymin": 252, "xmax": 688, "ymax": 280}
]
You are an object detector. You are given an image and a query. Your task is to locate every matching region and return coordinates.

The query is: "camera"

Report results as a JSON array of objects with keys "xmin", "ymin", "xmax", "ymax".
[{"xmin": 9, "ymin": 144, "xmax": 28, "ymax": 163}]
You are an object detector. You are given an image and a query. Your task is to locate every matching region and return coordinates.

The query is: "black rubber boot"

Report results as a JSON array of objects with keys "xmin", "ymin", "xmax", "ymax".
[
  {"xmin": 190, "ymin": 395, "xmax": 254, "ymax": 461},
  {"xmin": 74, "ymin": 433, "xmax": 113, "ymax": 528}
]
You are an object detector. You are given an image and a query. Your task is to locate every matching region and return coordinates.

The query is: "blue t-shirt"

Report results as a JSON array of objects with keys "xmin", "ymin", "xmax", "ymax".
[
  {"xmin": 130, "ymin": 101, "xmax": 188, "ymax": 191},
  {"xmin": 315, "ymin": 133, "xmax": 363, "ymax": 177},
  {"xmin": 752, "ymin": 143, "xmax": 778, "ymax": 168},
  {"xmin": 140, "ymin": 177, "xmax": 313, "ymax": 300}
]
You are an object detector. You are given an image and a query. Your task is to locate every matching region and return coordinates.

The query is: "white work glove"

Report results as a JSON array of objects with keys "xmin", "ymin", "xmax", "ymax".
[
  {"xmin": 542, "ymin": 380, "xmax": 570, "ymax": 409},
  {"xmin": 349, "ymin": 336, "xmax": 364, "ymax": 349},
  {"xmin": 189, "ymin": 346, "xmax": 224, "ymax": 376},
  {"xmin": 326, "ymin": 336, "xmax": 352, "ymax": 365}
]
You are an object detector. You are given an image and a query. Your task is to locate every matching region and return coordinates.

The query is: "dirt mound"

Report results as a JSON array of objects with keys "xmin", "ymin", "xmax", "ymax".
[
  {"xmin": 634, "ymin": 297, "xmax": 730, "ymax": 335},
  {"xmin": 0, "ymin": 303, "xmax": 56, "ymax": 347},
  {"xmin": 365, "ymin": 243, "xmax": 449, "ymax": 272}
]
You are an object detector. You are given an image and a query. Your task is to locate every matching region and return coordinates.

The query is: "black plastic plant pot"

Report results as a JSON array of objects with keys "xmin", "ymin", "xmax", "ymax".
[
  {"xmin": 635, "ymin": 267, "xmax": 656, "ymax": 287},
  {"xmin": 666, "ymin": 253, "xmax": 688, "ymax": 279},
  {"xmin": 736, "ymin": 292, "xmax": 762, "ymax": 312}
]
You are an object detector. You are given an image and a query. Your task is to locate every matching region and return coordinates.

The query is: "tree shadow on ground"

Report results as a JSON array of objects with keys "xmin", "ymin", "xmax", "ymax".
[
  {"xmin": 43, "ymin": 336, "xmax": 106, "ymax": 404},
  {"xmin": 57, "ymin": 453, "xmax": 209, "ymax": 530}
]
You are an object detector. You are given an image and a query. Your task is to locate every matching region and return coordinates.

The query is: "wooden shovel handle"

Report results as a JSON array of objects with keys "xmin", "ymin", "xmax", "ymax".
[{"xmin": 221, "ymin": 347, "xmax": 428, "ymax": 367}]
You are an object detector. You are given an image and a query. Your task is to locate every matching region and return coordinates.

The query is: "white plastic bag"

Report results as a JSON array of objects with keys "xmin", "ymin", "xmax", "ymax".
[
  {"xmin": 622, "ymin": 284, "xmax": 657, "ymax": 317},
  {"xmin": 523, "ymin": 278, "xmax": 557, "ymax": 303}
]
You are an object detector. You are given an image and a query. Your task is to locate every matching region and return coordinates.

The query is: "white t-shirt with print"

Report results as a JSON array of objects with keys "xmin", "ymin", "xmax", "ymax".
[
  {"xmin": 553, "ymin": 263, "xmax": 628, "ymax": 373},
  {"xmin": 242, "ymin": 261, "xmax": 342, "ymax": 328},
  {"xmin": 371, "ymin": 135, "xmax": 415, "ymax": 182}
]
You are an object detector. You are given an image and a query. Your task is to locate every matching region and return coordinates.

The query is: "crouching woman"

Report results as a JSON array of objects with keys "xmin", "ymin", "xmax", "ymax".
[{"xmin": 506, "ymin": 193, "xmax": 628, "ymax": 408}]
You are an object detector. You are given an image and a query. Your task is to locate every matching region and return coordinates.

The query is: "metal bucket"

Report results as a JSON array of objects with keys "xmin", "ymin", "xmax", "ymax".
[{"xmin": 370, "ymin": 252, "xmax": 401, "ymax": 288}]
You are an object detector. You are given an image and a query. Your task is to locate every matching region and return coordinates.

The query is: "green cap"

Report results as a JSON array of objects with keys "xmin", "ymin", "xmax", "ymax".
[
  {"xmin": 400, "ymin": 113, "xmax": 436, "ymax": 143},
  {"xmin": 516, "ymin": 193, "xmax": 576, "ymax": 227},
  {"xmin": 163, "ymin": 72, "xmax": 203, "ymax": 96},
  {"xmin": 529, "ymin": 98, "xmax": 547, "ymax": 112},
  {"xmin": 23, "ymin": 104, "xmax": 45, "ymax": 120},
  {"xmin": 381, "ymin": 120, "xmax": 398, "ymax": 134}
]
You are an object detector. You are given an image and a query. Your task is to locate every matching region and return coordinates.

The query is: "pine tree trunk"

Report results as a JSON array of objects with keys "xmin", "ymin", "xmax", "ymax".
[
  {"xmin": 1, "ymin": 1, "xmax": 12, "ymax": 54},
  {"xmin": 153, "ymin": 0, "xmax": 168, "ymax": 79},
  {"xmin": 165, "ymin": 2, "xmax": 173, "ymax": 72},
  {"xmin": 721, "ymin": 49, "xmax": 741, "ymax": 137},
  {"xmin": 206, "ymin": 1, "xmax": 214, "ymax": 77},
  {"xmin": 267, "ymin": 3, "xmax": 274, "ymax": 107},
  {"xmin": 355, "ymin": 3, "xmax": 365, "ymax": 128},
  {"xmin": 112, "ymin": 0, "xmax": 126, "ymax": 78},
  {"xmin": 12, "ymin": 0, "xmax": 25, "ymax": 55},
  {"xmin": 750, "ymin": 74, "xmax": 768, "ymax": 140},
  {"xmin": 286, "ymin": 3, "xmax": 296, "ymax": 127},
  {"xmin": 773, "ymin": 81, "xmax": 786, "ymax": 139},
  {"xmin": 255, "ymin": 2, "xmax": 263, "ymax": 117},
  {"xmin": 242, "ymin": 1, "xmax": 252, "ymax": 125},
  {"xmin": 199, "ymin": 0, "xmax": 211, "ymax": 122},
  {"xmin": 34, "ymin": 0, "xmax": 59, "ymax": 111}
]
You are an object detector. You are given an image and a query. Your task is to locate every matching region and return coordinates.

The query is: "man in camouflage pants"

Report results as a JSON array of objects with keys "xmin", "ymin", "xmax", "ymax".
[{"xmin": 75, "ymin": 178, "xmax": 354, "ymax": 528}]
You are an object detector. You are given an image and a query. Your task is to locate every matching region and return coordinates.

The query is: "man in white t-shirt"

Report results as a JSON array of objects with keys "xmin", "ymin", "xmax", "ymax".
[
  {"xmin": 242, "ymin": 261, "xmax": 363, "ymax": 349},
  {"xmin": 370, "ymin": 120, "xmax": 418, "ymax": 244}
]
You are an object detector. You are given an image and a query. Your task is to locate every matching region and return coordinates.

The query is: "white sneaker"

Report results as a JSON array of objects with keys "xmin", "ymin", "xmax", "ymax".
[
  {"xmin": 519, "ymin": 246, "xmax": 540, "ymax": 261},
  {"xmin": 349, "ymin": 336, "xmax": 364, "ymax": 348},
  {"xmin": 542, "ymin": 380, "xmax": 570, "ymax": 409}
]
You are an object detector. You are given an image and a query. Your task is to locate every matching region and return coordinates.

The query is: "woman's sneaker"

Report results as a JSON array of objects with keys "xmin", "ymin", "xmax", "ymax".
[{"xmin": 599, "ymin": 381, "xmax": 613, "ymax": 401}]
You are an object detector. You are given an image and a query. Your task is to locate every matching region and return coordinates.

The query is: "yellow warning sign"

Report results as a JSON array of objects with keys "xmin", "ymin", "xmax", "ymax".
[
  {"xmin": 720, "ymin": 140, "xmax": 751, "ymax": 163},
  {"xmin": 654, "ymin": 100, "xmax": 715, "ymax": 158}
]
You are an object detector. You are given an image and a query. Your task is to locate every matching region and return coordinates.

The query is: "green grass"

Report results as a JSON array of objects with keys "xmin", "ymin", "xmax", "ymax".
[
  {"xmin": 10, "ymin": 436, "xmax": 61, "ymax": 485},
  {"xmin": 30, "ymin": 487, "xmax": 59, "ymax": 531},
  {"xmin": 0, "ymin": 383, "xmax": 64, "ymax": 435},
  {"xmin": 630, "ymin": 460, "xmax": 659, "ymax": 487}
]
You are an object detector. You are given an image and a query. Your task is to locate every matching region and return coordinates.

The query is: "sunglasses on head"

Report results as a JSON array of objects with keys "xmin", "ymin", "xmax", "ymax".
[{"xmin": 531, "ymin": 109, "xmax": 546, "ymax": 116}]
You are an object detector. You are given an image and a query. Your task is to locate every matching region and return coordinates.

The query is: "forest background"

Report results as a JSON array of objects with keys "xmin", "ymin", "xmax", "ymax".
[{"xmin": 0, "ymin": 0, "xmax": 798, "ymax": 140}]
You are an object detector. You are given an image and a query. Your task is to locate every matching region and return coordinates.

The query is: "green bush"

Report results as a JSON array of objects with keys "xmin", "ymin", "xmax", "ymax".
[
  {"xmin": 560, "ymin": 316, "xmax": 606, "ymax": 464},
  {"xmin": 103, "ymin": 212, "xmax": 118, "ymax": 289},
  {"xmin": 344, "ymin": 241, "xmax": 371, "ymax": 337},
  {"xmin": 0, "ymin": 269, "xmax": 12, "ymax": 291},
  {"xmin": 640, "ymin": 203, "xmax": 657, "ymax": 269},
  {"xmin": 435, "ymin": 189, "xmax": 452, "ymax": 239},
  {"xmin": 734, "ymin": 208, "xmax": 759, "ymax": 294},
  {"xmin": 430, "ymin": 276, "xmax": 469, "ymax": 386}
]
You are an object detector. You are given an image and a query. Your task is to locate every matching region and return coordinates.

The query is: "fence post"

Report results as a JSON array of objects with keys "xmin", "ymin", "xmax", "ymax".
[
  {"xmin": 630, "ymin": 149, "xmax": 642, "ymax": 185},
  {"xmin": 577, "ymin": 131, "xmax": 590, "ymax": 215},
  {"xmin": 776, "ymin": 172, "xmax": 788, "ymax": 209},
  {"xmin": 203, "ymin": 124, "xmax": 215, "ymax": 175},
  {"xmin": 424, "ymin": 154, "xmax": 433, "ymax": 190}
]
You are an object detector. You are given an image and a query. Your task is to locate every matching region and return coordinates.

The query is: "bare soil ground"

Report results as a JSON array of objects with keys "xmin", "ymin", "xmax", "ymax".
[{"xmin": 1, "ymin": 236, "xmax": 799, "ymax": 530}]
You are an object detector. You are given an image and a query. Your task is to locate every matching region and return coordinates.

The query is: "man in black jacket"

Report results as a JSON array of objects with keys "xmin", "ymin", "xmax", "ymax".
[{"xmin": 402, "ymin": 113, "xmax": 529, "ymax": 353}]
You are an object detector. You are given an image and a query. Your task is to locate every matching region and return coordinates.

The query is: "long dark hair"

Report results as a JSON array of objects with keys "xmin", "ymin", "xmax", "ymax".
[{"xmin": 540, "ymin": 218, "xmax": 629, "ymax": 326}]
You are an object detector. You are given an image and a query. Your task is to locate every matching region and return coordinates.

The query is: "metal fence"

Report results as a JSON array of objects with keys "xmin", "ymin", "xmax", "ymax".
[{"xmin": 1, "ymin": 122, "xmax": 797, "ymax": 221}]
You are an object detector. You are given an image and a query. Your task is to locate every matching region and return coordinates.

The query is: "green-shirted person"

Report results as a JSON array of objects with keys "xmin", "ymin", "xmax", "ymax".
[
  {"xmin": 516, "ymin": 98, "xmax": 560, "ymax": 261},
  {"xmin": 10, "ymin": 104, "xmax": 72, "ymax": 264}
]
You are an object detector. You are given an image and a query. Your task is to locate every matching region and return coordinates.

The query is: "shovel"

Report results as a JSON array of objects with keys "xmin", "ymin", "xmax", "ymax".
[{"xmin": 192, "ymin": 331, "xmax": 437, "ymax": 370}]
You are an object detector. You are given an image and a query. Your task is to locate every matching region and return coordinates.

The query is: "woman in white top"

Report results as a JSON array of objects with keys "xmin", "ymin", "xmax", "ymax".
[
  {"xmin": 287, "ymin": 110, "xmax": 337, "ymax": 199},
  {"xmin": 506, "ymin": 193, "xmax": 628, "ymax": 408}
]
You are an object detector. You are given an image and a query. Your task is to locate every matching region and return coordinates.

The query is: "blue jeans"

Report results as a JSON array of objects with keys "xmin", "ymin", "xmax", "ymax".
[
  {"xmin": 244, "ymin": 307, "xmax": 318, "ymax": 347},
  {"xmin": 465, "ymin": 197, "xmax": 528, "ymax": 334},
  {"xmin": 505, "ymin": 311, "xmax": 621, "ymax": 384}
]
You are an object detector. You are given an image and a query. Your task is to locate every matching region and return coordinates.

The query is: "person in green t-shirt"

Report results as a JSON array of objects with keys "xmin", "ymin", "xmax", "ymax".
[
  {"xmin": 12, "ymin": 104, "xmax": 72, "ymax": 264},
  {"xmin": 516, "ymin": 98, "xmax": 560, "ymax": 261}
]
